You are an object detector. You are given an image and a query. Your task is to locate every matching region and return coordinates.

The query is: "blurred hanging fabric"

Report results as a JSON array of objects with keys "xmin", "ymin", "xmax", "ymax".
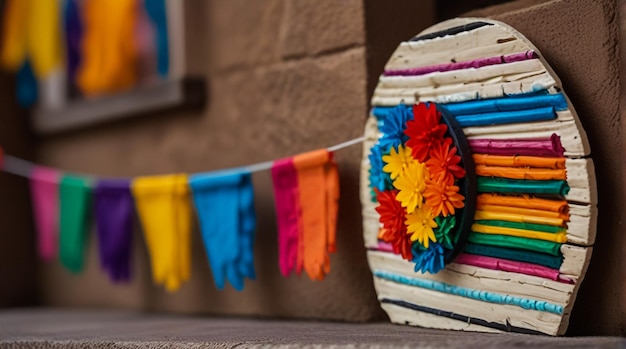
[
  {"xmin": 1, "ymin": 0, "xmax": 63, "ymax": 106},
  {"xmin": 77, "ymin": 0, "xmax": 138, "ymax": 96},
  {"xmin": 0, "ymin": 0, "xmax": 29, "ymax": 71},
  {"xmin": 292, "ymin": 150, "xmax": 339, "ymax": 281},
  {"xmin": 190, "ymin": 170, "xmax": 257, "ymax": 291},
  {"xmin": 27, "ymin": 0, "xmax": 63, "ymax": 78},
  {"xmin": 59, "ymin": 175, "xmax": 93, "ymax": 273},
  {"xmin": 144, "ymin": 0, "xmax": 169, "ymax": 77},
  {"xmin": 271, "ymin": 158, "xmax": 300, "ymax": 277},
  {"xmin": 0, "ymin": 0, "xmax": 62, "ymax": 77},
  {"xmin": 94, "ymin": 179, "xmax": 135, "ymax": 283},
  {"xmin": 63, "ymin": 0, "xmax": 83, "ymax": 90},
  {"xmin": 29, "ymin": 167, "xmax": 61, "ymax": 262},
  {"xmin": 134, "ymin": 2, "xmax": 158, "ymax": 80},
  {"xmin": 131, "ymin": 174, "xmax": 191, "ymax": 292}
]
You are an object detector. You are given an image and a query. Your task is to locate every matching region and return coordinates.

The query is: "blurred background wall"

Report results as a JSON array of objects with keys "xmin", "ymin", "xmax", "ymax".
[{"xmin": 23, "ymin": 0, "xmax": 436, "ymax": 322}]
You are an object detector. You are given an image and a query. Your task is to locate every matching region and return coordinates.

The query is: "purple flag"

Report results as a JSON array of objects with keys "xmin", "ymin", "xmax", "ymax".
[{"xmin": 94, "ymin": 179, "xmax": 134, "ymax": 283}]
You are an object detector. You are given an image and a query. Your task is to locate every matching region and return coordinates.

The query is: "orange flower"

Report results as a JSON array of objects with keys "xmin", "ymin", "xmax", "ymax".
[
  {"xmin": 423, "ymin": 181, "xmax": 465, "ymax": 217},
  {"xmin": 404, "ymin": 103, "xmax": 448, "ymax": 162},
  {"xmin": 426, "ymin": 141, "xmax": 466, "ymax": 184}
]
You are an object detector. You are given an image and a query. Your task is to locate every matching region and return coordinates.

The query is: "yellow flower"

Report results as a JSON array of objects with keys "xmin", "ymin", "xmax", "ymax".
[
  {"xmin": 382, "ymin": 145, "xmax": 417, "ymax": 180},
  {"xmin": 405, "ymin": 206, "xmax": 437, "ymax": 248},
  {"xmin": 393, "ymin": 161, "xmax": 427, "ymax": 214}
]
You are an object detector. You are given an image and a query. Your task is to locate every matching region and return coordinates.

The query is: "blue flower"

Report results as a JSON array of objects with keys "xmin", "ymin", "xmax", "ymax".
[
  {"xmin": 412, "ymin": 242, "xmax": 445, "ymax": 274},
  {"xmin": 368, "ymin": 143, "xmax": 393, "ymax": 201},
  {"xmin": 376, "ymin": 105, "xmax": 413, "ymax": 150}
]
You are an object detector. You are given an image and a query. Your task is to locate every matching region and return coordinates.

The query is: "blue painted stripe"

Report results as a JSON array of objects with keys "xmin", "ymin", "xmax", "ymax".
[
  {"xmin": 373, "ymin": 270, "xmax": 564, "ymax": 315},
  {"xmin": 442, "ymin": 93, "xmax": 568, "ymax": 115},
  {"xmin": 455, "ymin": 106, "xmax": 556, "ymax": 127},
  {"xmin": 372, "ymin": 93, "xmax": 565, "ymax": 127}
]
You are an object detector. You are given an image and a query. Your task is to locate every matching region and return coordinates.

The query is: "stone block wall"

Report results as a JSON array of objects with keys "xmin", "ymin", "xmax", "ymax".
[{"xmin": 32, "ymin": 0, "xmax": 435, "ymax": 322}]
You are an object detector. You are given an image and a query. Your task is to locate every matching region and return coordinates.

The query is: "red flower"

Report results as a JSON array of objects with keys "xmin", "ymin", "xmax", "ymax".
[
  {"xmin": 426, "ymin": 141, "xmax": 466, "ymax": 184},
  {"xmin": 404, "ymin": 103, "xmax": 448, "ymax": 162},
  {"xmin": 375, "ymin": 189, "xmax": 412, "ymax": 261}
]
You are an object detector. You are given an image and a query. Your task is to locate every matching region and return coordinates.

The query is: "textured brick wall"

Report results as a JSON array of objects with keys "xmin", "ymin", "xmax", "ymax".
[{"xmin": 32, "ymin": 0, "xmax": 435, "ymax": 321}]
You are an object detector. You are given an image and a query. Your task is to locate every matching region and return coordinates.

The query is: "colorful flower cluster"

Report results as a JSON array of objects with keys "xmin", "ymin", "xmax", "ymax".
[{"xmin": 370, "ymin": 103, "xmax": 466, "ymax": 274}]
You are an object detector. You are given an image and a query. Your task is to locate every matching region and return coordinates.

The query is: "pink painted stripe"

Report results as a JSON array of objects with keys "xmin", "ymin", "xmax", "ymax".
[
  {"xmin": 373, "ymin": 242, "xmax": 574, "ymax": 283},
  {"xmin": 455, "ymin": 253, "xmax": 574, "ymax": 284},
  {"xmin": 377, "ymin": 241, "xmax": 395, "ymax": 253},
  {"xmin": 468, "ymin": 134, "xmax": 565, "ymax": 157},
  {"xmin": 384, "ymin": 50, "xmax": 537, "ymax": 77}
]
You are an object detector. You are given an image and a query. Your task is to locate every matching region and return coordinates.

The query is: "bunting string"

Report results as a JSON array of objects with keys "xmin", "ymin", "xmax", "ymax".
[
  {"xmin": 0, "ymin": 136, "xmax": 364, "ymax": 291},
  {"xmin": 2, "ymin": 137, "xmax": 366, "ymax": 181}
]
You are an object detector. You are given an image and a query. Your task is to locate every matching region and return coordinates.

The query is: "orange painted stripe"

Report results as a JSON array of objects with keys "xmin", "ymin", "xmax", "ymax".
[
  {"xmin": 477, "ymin": 193, "xmax": 569, "ymax": 214},
  {"xmin": 475, "ymin": 165, "xmax": 566, "ymax": 180},
  {"xmin": 472, "ymin": 154, "xmax": 566, "ymax": 169}
]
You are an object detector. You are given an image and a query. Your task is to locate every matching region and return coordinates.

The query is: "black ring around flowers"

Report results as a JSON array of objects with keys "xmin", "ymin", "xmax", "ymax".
[{"xmin": 436, "ymin": 104, "xmax": 477, "ymax": 265}]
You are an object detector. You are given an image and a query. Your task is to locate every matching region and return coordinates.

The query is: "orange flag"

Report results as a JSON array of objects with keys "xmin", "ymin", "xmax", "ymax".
[{"xmin": 292, "ymin": 149, "xmax": 339, "ymax": 281}]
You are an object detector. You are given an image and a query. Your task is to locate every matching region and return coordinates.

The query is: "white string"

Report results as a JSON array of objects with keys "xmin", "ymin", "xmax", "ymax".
[{"xmin": 2, "ymin": 136, "xmax": 365, "ymax": 180}]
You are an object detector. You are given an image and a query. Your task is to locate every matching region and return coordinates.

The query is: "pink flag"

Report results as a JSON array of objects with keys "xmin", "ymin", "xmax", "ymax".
[
  {"xmin": 29, "ymin": 167, "xmax": 60, "ymax": 261},
  {"xmin": 271, "ymin": 158, "xmax": 300, "ymax": 277}
]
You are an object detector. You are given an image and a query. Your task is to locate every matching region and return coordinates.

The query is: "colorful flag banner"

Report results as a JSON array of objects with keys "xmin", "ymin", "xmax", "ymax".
[
  {"xmin": 78, "ymin": 0, "xmax": 138, "ymax": 95},
  {"xmin": 144, "ymin": 0, "xmax": 169, "ymax": 77},
  {"xmin": 132, "ymin": 174, "xmax": 191, "ymax": 292},
  {"xmin": 0, "ymin": 0, "xmax": 30, "ymax": 70},
  {"xmin": 271, "ymin": 158, "xmax": 300, "ymax": 277},
  {"xmin": 293, "ymin": 149, "xmax": 340, "ymax": 281},
  {"xmin": 94, "ymin": 179, "xmax": 134, "ymax": 283},
  {"xmin": 27, "ymin": 0, "xmax": 62, "ymax": 78},
  {"xmin": 29, "ymin": 167, "xmax": 61, "ymax": 261},
  {"xmin": 63, "ymin": 0, "xmax": 83, "ymax": 88},
  {"xmin": 59, "ymin": 174, "xmax": 93, "ymax": 273},
  {"xmin": 1, "ymin": 137, "xmax": 362, "ymax": 291},
  {"xmin": 135, "ymin": 2, "xmax": 158, "ymax": 80},
  {"xmin": 190, "ymin": 170, "xmax": 256, "ymax": 291}
]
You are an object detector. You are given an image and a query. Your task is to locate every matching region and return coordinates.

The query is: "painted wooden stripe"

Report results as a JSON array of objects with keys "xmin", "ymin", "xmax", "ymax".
[
  {"xmin": 455, "ymin": 107, "xmax": 557, "ymax": 127},
  {"xmin": 373, "ymin": 270, "xmax": 563, "ymax": 314},
  {"xmin": 367, "ymin": 250, "xmax": 574, "ymax": 303},
  {"xmin": 464, "ymin": 244, "xmax": 563, "ymax": 269},
  {"xmin": 463, "ymin": 119, "xmax": 589, "ymax": 157},
  {"xmin": 477, "ymin": 177, "xmax": 570, "ymax": 197},
  {"xmin": 410, "ymin": 21, "xmax": 493, "ymax": 42},
  {"xmin": 469, "ymin": 136, "xmax": 564, "ymax": 157},
  {"xmin": 472, "ymin": 223, "xmax": 567, "ymax": 243},
  {"xmin": 381, "ymin": 299, "xmax": 545, "ymax": 335},
  {"xmin": 468, "ymin": 232, "xmax": 562, "ymax": 256},
  {"xmin": 380, "ymin": 302, "xmax": 502, "ymax": 333},
  {"xmin": 372, "ymin": 73, "xmax": 556, "ymax": 106},
  {"xmin": 443, "ymin": 92, "xmax": 568, "ymax": 115},
  {"xmin": 453, "ymin": 253, "xmax": 568, "ymax": 283},
  {"xmin": 386, "ymin": 25, "xmax": 531, "ymax": 70},
  {"xmin": 379, "ymin": 59, "xmax": 545, "ymax": 92},
  {"xmin": 385, "ymin": 51, "xmax": 536, "ymax": 77},
  {"xmin": 373, "ymin": 277, "xmax": 563, "ymax": 335}
]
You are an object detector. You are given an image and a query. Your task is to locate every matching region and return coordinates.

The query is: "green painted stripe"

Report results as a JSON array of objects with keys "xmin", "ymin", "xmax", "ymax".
[
  {"xmin": 464, "ymin": 243, "xmax": 563, "ymax": 269},
  {"xmin": 475, "ymin": 220, "xmax": 566, "ymax": 234},
  {"xmin": 469, "ymin": 232, "xmax": 562, "ymax": 256},
  {"xmin": 477, "ymin": 177, "xmax": 570, "ymax": 196}
]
